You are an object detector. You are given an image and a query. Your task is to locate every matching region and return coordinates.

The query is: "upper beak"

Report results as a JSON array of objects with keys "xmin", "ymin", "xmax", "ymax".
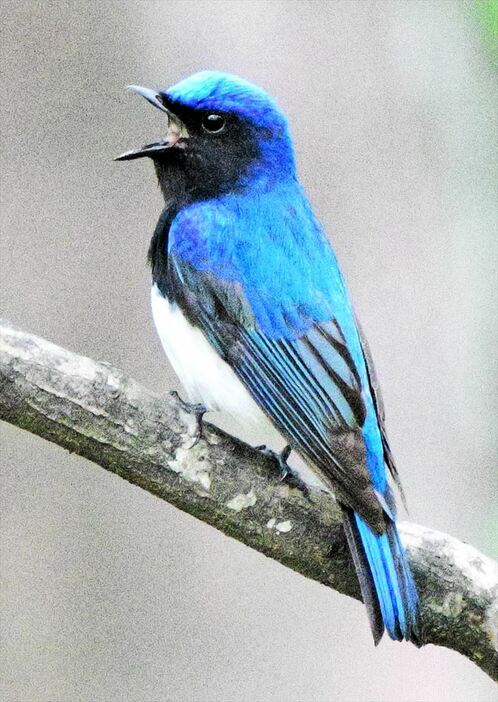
[{"xmin": 115, "ymin": 85, "xmax": 189, "ymax": 161}]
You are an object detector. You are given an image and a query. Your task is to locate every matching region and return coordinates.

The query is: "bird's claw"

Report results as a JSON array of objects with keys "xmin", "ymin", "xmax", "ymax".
[
  {"xmin": 254, "ymin": 443, "xmax": 309, "ymax": 496},
  {"xmin": 170, "ymin": 390, "xmax": 206, "ymax": 447}
]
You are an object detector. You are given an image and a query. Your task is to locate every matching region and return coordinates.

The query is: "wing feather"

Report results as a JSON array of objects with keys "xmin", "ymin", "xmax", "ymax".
[{"xmin": 166, "ymin": 255, "xmax": 385, "ymax": 528}]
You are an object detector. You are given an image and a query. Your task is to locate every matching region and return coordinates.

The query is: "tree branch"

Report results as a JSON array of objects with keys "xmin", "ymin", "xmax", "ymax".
[{"xmin": 0, "ymin": 319, "xmax": 496, "ymax": 680}]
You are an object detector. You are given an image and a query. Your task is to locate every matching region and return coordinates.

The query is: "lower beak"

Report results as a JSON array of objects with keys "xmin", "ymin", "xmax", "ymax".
[{"xmin": 115, "ymin": 85, "xmax": 189, "ymax": 162}]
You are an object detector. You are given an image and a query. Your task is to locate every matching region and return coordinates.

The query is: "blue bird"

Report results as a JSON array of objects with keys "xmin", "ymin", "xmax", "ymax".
[{"xmin": 116, "ymin": 71, "xmax": 421, "ymax": 645}]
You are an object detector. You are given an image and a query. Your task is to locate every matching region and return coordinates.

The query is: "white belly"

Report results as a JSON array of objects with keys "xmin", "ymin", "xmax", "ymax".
[
  {"xmin": 151, "ymin": 284, "xmax": 266, "ymax": 426},
  {"xmin": 151, "ymin": 285, "xmax": 326, "ymax": 488}
]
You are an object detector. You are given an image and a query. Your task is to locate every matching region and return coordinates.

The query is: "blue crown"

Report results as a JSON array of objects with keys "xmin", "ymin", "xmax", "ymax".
[{"xmin": 164, "ymin": 71, "xmax": 288, "ymax": 133}]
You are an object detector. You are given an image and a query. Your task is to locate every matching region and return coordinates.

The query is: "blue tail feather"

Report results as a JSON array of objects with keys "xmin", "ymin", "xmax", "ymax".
[{"xmin": 342, "ymin": 506, "xmax": 421, "ymax": 644}]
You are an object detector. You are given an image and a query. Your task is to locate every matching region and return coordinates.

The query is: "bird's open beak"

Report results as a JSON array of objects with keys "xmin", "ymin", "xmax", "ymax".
[{"xmin": 115, "ymin": 85, "xmax": 189, "ymax": 161}]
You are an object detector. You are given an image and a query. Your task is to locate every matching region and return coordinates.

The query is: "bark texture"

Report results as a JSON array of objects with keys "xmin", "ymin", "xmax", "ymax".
[{"xmin": 0, "ymin": 319, "xmax": 496, "ymax": 680}]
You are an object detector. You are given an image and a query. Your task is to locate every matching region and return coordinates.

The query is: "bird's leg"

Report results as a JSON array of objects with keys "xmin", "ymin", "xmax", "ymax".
[
  {"xmin": 254, "ymin": 443, "xmax": 309, "ymax": 496},
  {"xmin": 170, "ymin": 390, "xmax": 206, "ymax": 447}
]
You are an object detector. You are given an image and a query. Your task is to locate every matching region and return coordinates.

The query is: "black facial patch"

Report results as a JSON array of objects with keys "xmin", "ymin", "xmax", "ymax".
[{"xmin": 152, "ymin": 96, "xmax": 262, "ymax": 204}]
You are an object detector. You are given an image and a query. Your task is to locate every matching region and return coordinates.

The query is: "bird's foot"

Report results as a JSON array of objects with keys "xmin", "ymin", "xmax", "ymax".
[
  {"xmin": 254, "ymin": 444, "xmax": 309, "ymax": 496},
  {"xmin": 170, "ymin": 391, "xmax": 207, "ymax": 447}
]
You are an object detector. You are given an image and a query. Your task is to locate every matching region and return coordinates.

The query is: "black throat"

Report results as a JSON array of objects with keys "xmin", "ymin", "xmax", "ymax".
[
  {"xmin": 148, "ymin": 201, "xmax": 178, "ymax": 298},
  {"xmin": 148, "ymin": 151, "xmax": 194, "ymax": 299}
]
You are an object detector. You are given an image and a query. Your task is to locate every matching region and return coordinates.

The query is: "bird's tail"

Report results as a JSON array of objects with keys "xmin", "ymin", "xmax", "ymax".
[{"xmin": 341, "ymin": 505, "xmax": 421, "ymax": 645}]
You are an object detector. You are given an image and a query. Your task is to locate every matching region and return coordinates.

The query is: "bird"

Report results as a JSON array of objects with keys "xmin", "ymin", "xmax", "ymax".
[{"xmin": 116, "ymin": 70, "xmax": 421, "ymax": 645}]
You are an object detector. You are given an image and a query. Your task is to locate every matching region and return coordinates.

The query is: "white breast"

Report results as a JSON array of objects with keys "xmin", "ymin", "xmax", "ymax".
[{"xmin": 150, "ymin": 284, "xmax": 266, "ymax": 426}]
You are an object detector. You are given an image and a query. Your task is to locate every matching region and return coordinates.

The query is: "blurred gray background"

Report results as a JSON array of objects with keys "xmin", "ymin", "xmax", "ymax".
[{"xmin": 1, "ymin": 1, "xmax": 497, "ymax": 700}]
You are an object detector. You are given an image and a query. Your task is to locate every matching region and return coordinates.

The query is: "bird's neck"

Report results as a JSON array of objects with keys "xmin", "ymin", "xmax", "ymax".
[{"xmin": 242, "ymin": 137, "xmax": 296, "ymax": 191}]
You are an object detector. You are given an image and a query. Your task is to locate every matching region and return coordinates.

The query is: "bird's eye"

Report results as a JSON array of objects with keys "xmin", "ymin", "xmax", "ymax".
[{"xmin": 201, "ymin": 114, "xmax": 226, "ymax": 134}]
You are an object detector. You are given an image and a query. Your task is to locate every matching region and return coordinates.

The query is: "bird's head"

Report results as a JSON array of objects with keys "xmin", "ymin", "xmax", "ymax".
[{"xmin": 116, "ymin": 71, "xmax": 296, "ymax": 201}]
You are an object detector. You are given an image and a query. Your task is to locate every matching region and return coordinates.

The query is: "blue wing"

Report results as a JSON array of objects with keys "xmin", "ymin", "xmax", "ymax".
[{"xmin": 164, "ymin": 187, "xmax": 393, "ymax": 531}]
